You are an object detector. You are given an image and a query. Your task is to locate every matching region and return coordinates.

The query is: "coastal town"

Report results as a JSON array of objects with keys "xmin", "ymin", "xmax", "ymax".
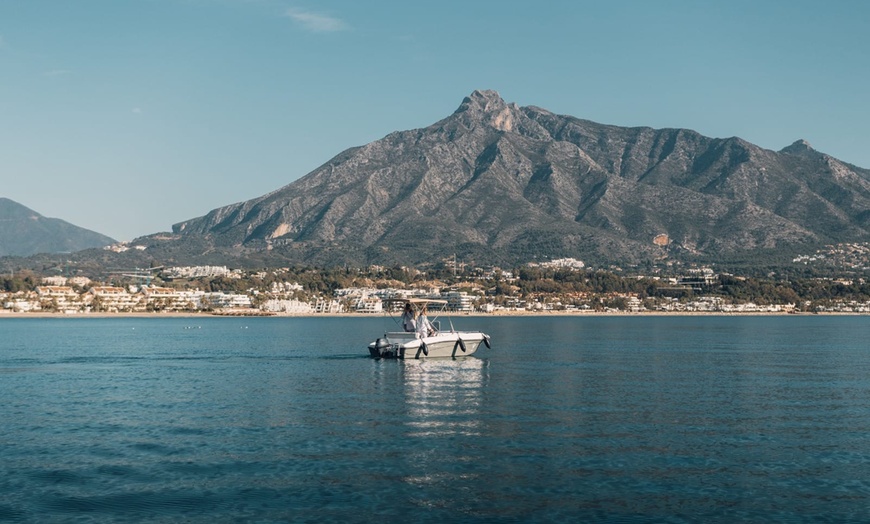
[{"xmin": 3, "ymin": 257, "xmax": 869, "ymax": 315}]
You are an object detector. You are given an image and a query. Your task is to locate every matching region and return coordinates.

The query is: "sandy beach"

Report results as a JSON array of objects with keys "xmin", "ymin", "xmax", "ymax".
[{"xmin": 0, "ymin": 309, "xmax": 851, "ymax": 319}]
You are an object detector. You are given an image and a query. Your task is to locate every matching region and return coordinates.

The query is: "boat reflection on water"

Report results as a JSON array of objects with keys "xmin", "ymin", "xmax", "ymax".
[
  {"xmin": 367, "ymin": 356, "xmax": 491, "ymax": 498},
  {"xmin": 401, "ymin": 357, "xmax": 487, "ymax": 438},
  {"xmin": 398, "ymin": 358, "xmax": 490, "ymax": 494}
]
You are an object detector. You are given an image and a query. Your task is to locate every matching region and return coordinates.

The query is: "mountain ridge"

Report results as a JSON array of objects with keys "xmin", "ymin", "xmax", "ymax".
[
  {"xmin": 7, "ymin": 89, "xmax": 866, "ymax": 272},
  {"xmin": 0, "ymin": 198, "xmax": 116, "ymax": 257},
  {"xmin": 161, "ymin": 89, "xmax": 870, "ymax": 267}
]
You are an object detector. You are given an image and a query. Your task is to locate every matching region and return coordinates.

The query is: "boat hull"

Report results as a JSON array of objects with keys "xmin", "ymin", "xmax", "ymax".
[{"xmin": 368, "ymin": 331, "xmax": 490, "ymax": 359}]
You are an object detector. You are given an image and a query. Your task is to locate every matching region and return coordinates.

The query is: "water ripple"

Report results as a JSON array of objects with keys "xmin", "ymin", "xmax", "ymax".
[{"xmin": 2, "ymin": 316, "xmax": 870, "ymax": 522}]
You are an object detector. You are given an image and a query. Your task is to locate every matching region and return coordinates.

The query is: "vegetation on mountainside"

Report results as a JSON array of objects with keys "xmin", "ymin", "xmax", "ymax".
[
  {"xmin": 0, "ymin": 198, "xmax": 116, "ymax": 257},
  {"xmin": 157, "ymin": 91, "xmax": 870, "ymax": 269}
]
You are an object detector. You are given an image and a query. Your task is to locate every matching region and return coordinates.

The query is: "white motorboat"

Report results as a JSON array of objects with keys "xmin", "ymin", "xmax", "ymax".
[{"xmin": 368, "ymin": 298, "xmax": 491, "ymax": 359}]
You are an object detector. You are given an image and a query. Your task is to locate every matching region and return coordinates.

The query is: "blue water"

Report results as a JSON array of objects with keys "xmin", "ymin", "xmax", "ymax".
[{"xmin": 2, "ymin": 315, "xmax": 870, "ymax": 522}]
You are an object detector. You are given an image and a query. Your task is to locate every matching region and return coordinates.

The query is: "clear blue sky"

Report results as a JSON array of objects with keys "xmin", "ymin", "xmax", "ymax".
[{"xmin": 2, "ymin": 0, "xmax": 868, "ymax": 241}]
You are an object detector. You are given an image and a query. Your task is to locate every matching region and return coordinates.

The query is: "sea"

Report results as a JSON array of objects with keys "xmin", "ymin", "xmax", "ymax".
[{"xmin": 1, "ymin": 315, "xmax": 870, "ymax": 523}]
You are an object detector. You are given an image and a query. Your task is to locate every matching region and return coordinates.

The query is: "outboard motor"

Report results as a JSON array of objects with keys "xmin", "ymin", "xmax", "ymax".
[{"xmin": 369, "ymin": 338, "xmax": 395, "ymax": 358}]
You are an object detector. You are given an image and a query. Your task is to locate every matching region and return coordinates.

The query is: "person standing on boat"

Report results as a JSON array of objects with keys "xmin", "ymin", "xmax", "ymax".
[
  {"xmin": 416, "ymin": 305, "xmax": 435, "ymax": 338},
  {"xmin": 402, "ymin": 303, "xmax": 416, "ymax": 332}
]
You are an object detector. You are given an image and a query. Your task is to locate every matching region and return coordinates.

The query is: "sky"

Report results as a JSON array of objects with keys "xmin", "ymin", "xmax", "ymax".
[{"xmin": 2, "ymin": 0, "xmax": 869, "ymax": 241}]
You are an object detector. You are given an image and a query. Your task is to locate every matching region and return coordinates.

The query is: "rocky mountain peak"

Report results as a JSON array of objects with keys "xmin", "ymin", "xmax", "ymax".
[
  {"xmin": 780, "ymin": 139, "xmax": 815, "ymax": 155},
  {"xmin": 454, "ymin": 89, "xmax": 520, "ymax": 132},
  {"xmin": 457, "ymin": 89, "xmax": 506, "ymax": 110},
  {"xmin": 162, "ymin": 91, "xmax": 870, "ymax": 268}
]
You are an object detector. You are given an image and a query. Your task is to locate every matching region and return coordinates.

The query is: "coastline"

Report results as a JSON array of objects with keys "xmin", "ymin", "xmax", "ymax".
[{"xmin": 0, "ymin": 310, "xmax": 863, "ymax": 319}]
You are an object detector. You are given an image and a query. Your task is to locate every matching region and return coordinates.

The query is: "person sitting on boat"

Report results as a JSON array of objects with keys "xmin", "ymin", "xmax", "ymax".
[
  {"xmin": 416, "ymin": 305, "xmax": 436, "ymax": 338},
  {"xmin": 402, "ymin": 303, "xmax": 416, "ymax": 333}
]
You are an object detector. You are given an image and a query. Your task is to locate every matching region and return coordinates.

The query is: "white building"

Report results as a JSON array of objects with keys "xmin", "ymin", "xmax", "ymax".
[
  {"xmin": 535, "ymin": 258, "xmax": 585, "ymax": 270},
  {"xmin": 313, "ymin": 299, "xmax": 344, "ymax": 313},
  {"xmin": 203, "ymin": 292, "xmax": 252, "ymax": 309},
  {"xmin": 3, "ymin": 292, "xmax": 39, "ymax": 312},
  {"xmin": 355, "ymin": 296, "xmax": 384, "ymax": 313},
  {"xmin": 35, "ymin": 286, "xmax": 80, "ymax": 312},
  {"xmin": 444, "ymin": 290, "xmax": 475, "ymax": 311},
  {"xmin": 163, "ymin": 266, "xmax": 232, "ymax": 279},
  {"xmin": 261, "ymin": 299, "xmax": 314, "ymax": 314},
  {"xmin": 269, "ymin": 281, "xmax": 304, "ymax": 295},
  {"xmin": 87, "ymin": 286, "xmax": 143, "ymax": 312},
  {"xmin": 69, "ymin": 276, "xmax": 92, "ymax": 287}
]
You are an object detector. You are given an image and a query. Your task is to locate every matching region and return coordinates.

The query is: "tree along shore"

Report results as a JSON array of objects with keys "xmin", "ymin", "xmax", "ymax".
[{"xmin": 2, "ymin": 265, "xmax": 869, "ymax": 315}]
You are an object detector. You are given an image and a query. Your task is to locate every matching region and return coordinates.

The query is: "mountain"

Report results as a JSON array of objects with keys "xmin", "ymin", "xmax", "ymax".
[
  {"xmin": 0, "ymin": 198, "xmax": 116, "ymax": 257},
  {"xmin": 155, "ymin": 90, "xmax": 870, "ymax": 268}
]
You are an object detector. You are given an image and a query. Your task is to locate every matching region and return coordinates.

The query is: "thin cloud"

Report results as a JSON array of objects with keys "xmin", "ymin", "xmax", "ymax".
[
  {"xmin": 132, "ymin": 107, "xmax": 143, "ymax": 115},
  {"xmin": 284, "ymin": 8, "xmax": 347, "ymax": 33}
]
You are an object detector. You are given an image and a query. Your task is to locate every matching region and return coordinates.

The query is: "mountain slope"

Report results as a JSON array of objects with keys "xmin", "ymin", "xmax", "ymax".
[
  {"xmin": 165, "ymin": 90, "xmax": 870, "ymax": 266},
  {"xmin": 0, "ymin": 198, "xmax": 116, "ymax": 257}
]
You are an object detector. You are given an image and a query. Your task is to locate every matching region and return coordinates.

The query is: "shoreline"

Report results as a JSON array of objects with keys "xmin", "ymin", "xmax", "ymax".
[{"xmin": 0, "ymin": 310, "xmax": 865, "ymax": 319}]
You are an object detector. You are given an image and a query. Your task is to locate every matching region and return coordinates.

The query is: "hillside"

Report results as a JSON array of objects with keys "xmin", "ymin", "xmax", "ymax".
[
  {"xmin": 0, "ymin": 198, "xmax": 116, "ymax": 257},
  {"xmin": 5, "ymin": 90, "xmax": 869, "ymax": 273},
  {"xmin": 160, "ymin": 90, "xmax": 870, "ymax": 267}
]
